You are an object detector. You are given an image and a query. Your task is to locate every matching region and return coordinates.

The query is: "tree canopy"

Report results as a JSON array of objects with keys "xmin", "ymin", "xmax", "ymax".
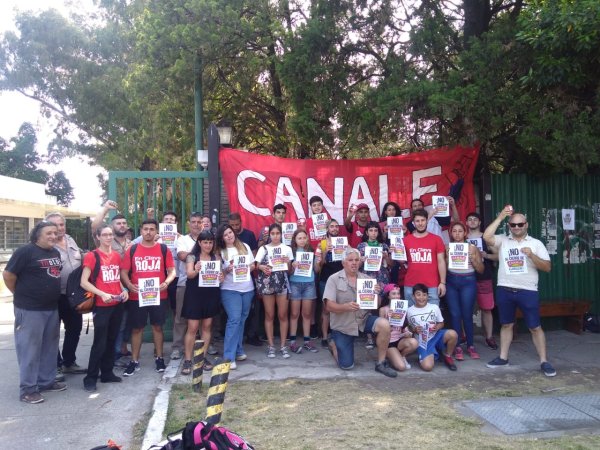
[
  {"xmin": 0, "ymin": 122, "xmax": 75, "ymax": 205},
  {"xmin": 1, "ymin": 0, "xmax": 598, "ymax": 176}
]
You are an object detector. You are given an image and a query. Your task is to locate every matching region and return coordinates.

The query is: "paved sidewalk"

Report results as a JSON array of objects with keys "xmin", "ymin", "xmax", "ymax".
[{"xmin": 2, "ymin": 294, "xmax": 599, "ymax": 448}]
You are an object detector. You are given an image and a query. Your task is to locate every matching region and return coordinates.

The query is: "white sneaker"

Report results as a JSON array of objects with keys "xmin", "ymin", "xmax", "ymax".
[
  {"xmin": 403, "ymin": 357, "xmax": 412, "ymax": 369},
  {"xmin": 230, "ymin": 361, "xmax": 237, "ymax": 370}
]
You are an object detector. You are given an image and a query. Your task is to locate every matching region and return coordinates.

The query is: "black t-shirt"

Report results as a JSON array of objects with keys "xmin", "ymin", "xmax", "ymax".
[
  {"xmin": 238, "ymin": 229, "xmax": 258, "ymax": 252},
  {"xmin": 5, "ymin": 243, "xmax": 62, "ymax": 310},
  {"xmin": 320, "ymin": 251, "xmax": 344, "ymax": 283}
]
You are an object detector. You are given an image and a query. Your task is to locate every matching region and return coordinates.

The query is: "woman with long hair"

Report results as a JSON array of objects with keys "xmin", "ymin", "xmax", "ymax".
[
  {"xmin": 445, "ymin": 222, "xmax": 484, "ymax": 361},
  {"xmin": 181, "ymin": 230, "xmax": 223, "ymax": 375},
  {"xmin": 216, "ymin": 224, "xmax": 255, "ymax": 369},
  {"xmin": 288, "ymin": 228, "xmax": 320, "ymax": 353},
  {"xmin": 81, "ymin": 225, "xmax": 128, "ymax": 392},
  {"xmin": 255, "ymin": 224, "xmax": 294, "ymax": 358}
]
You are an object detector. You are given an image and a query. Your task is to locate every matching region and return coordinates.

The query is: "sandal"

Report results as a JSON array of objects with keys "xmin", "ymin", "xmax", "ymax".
[
  {"xmin": 181, "ymin": 360, "xmax": 192, "ymax": 375},
  {"xmin": 202, "ymin": 360, "xmax": 214, "ymax": 371}
]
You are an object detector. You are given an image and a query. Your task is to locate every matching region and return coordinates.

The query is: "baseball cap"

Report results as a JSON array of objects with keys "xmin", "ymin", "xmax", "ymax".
[{"xmin": 355, "ymin": 203, "xmax": 369, "ymax": 211}]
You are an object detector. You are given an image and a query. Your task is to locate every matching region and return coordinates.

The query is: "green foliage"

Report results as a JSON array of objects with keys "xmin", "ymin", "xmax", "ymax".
[
  {"xmin": 46, "ymin": 170, "xmax": 75, "ymax": 206},
  {"xmin": 0, "ymin": 122, "xmax": 49, "ymax": 183},
  {"xmin": 0, "ymin": 0, "xmax": 598, "ymax": 176}
]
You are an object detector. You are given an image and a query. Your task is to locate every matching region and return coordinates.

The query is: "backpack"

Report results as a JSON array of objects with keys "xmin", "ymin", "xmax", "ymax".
[
  {"xmin": 149, "ymin": 421, "xmax": 254, "ymax": 450},
  {"xmin": 584, "ymin": 313, "xmax": 600, "ymax": 333},
  {"xmin": 182, "ymin": 421, "xmax": 255, "ymax": 450},
  {"xmin": 128, "ymin": 243, "xmax": 169, "ymax": 278},
  {"xmin": 66, "ymin": 250, "xmax": 101, "ymax": 314}
]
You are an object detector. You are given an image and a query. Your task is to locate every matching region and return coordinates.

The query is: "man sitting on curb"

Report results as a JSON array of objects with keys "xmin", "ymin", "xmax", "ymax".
[{"xmin": 322, "ymin": 248, "xmax": 397, "ymax": 378}]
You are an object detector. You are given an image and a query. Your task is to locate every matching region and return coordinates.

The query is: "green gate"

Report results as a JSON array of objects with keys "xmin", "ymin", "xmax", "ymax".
[{"xmin": 107, "ymin": 171, "xmax": 208, "ymax": 234}]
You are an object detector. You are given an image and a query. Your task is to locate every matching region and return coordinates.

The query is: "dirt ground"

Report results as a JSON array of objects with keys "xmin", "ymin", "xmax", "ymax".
[{"xmin": 164, "ymin": 367, "xmax": 600, "ymax": 450}]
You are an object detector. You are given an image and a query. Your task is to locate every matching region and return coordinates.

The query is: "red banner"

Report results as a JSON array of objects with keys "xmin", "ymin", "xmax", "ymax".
[{"xmin": 219, "ymin": 145, "xmax": 480, "ymax": 236}]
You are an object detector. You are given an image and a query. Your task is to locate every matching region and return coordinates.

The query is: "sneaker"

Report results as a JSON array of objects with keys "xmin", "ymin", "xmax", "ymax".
[
  {"xmin": 403, "ymin": 357, "xmax": 412, "ymax": 369},
  {"xmin": 123, "ymin": 360, "xmax": 140, "ymax": 377},
  {"xmin": 62, "ymin": 363, "xmax": 87, "ymax": 374},
  {"xmin": 55, "ymin": 372, "xmax": 66, "ymax": 383},
  {"xmin": 100, "ymin": 373, "xmax": 122, "ymax": 383},
  {"xmin": 83, "ymin": 378, "xmax": 97, "ymax": 392},
  {"xmin": 485, "ymin": 337, "xmax": 498, "ymax": 350},
  {"xmin": 290, "ymin": 342, "xmax": 301, "ymax": 354},
  {"xmin": 303, "ymin": 341, "xmax": 319, "ymax": 353},
  {"xmin": 181, "ymin": 360, "xmax": 192, "ymax": 375},
  {"xmin": 375, "ymin": 362, "xmax": 398, "ymax": 378},
  {"xmin": 246, "ymin": 336, "xmax": 262, "ymax": 347},
  {"xmin": 21, "ymin": 392, "xmax": 44, "ymax": 404},
  {"xmin": 207, "ymin": 345, "xmax": 218, "ymax": 355},
  {"xmin": 365, "ymin": 336, "xmax": 375, "ymax": 349},
  {"xmin": 486, "ymin": 357, "xmax": 509, "ymax": 368},
  {"xmin": 155, "ymin": 357, "xmax": 166, "ymax": 373},
  {"xmin": 443, "ymin": 355, "xmax": 457, "ymax": 371},
  {"xmin": 235, "ymin": 354, "xmax": 247, "ymax": 361},
  {"xmin": 280, "ymin": 346, "xmax": 291, "ymax": 359},
  {"xmin": 321, "ymin": 339, "xmax": 329, "ymax": 349},
  {"xmin": 229, "ymin": 361, "xmax": 237, "ymax": 370},
  {"xmin": 454, "ymin": 346, "xmax": 464, "ymax": 361},
  {"xmin": 467, "ymin": 346, "xmax": 480, "ymax": 359},
  {"xmin": 170, "ymin": 349, "xmax": 182, "ymax": 360},
  {"xmin": 267, "ymin": 346, "xmax": 276, "ymax": 358},
  {"xmin": 40, "ymin": 382, "xmax": 67, "ymax": 392},
  {"xmin": 541, "ymin": 362, "xmax": 556, "ymax": 377}
]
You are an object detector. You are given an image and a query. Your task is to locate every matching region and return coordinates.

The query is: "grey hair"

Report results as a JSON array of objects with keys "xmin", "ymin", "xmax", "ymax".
[
  {"xmin": 343, "ymin": 247, "xmax": 360, "ymax": 260},
  {"xmin": 45, "ymin": 211, "xmax": 65, "ymax": 221}
]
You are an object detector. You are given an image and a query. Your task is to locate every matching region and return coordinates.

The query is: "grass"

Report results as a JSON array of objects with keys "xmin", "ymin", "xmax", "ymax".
[{"xmin": 164, "ymin": 371, "xmax": 600, "ymax": 450}]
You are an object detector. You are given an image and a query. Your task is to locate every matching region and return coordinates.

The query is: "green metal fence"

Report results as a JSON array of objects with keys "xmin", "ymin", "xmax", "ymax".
[
  {"xmin": 107, "ymin": 171, "xmax": 208, "ymax": 234},
  {"xmin": 490, "ymin": 174, "xmax": 600, "ymax": 314}
]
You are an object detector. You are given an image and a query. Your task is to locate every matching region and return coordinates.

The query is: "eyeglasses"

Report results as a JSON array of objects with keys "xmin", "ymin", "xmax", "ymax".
[{"xmin": 508, "ymin": 222, "xmax": 526, "ymax": 228}]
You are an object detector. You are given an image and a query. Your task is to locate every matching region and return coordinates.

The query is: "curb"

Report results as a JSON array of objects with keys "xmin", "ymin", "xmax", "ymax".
[{"xmin": 141, "ymin": 358, "xmax": 181, "ymax": 449}]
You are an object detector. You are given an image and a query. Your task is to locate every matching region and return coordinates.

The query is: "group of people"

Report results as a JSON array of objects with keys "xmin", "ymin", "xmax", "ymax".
[{"xmin": 3, "ymin": 195, "xmax": 556, "ymax": 403}]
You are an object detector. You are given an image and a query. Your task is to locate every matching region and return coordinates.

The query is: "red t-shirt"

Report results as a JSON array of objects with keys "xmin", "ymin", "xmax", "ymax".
[
  {"xmin": 120, "ymin": 244, "xmax": 175, "ymax": 301},
  {"xmin": 403, "ymin": 232, "xmax": 445, "ymax": 287},
  {"xmin": 347, "ymin": 221, "xmax": 367, "ymax": 249},
  {"xmin": 83, "ymin": 250, "xmax": 122, "ymax": 307}
]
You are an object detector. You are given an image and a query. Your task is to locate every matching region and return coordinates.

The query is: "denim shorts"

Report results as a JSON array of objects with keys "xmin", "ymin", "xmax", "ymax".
[
  {"xmin": 331, "ymin": 315, "xmax": 379, "ymax": 369},
  {"xmin": 289, "ymin": 281, "xmax": 317, "ymax": 300}
]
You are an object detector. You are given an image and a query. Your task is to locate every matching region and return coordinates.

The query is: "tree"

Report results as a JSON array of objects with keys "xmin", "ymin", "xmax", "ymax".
[
  {"xmin": 46, "ymin": 170, "xmax": 75, "ymax": 206},
  {"xmin": 0, "ymin": 122, "xmax": 49, "ymax": 183}
]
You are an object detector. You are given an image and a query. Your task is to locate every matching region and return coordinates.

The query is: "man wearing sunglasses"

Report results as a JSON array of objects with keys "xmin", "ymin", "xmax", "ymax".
[{"xmin": 483, "ymin": 206, "xmax": 555, "ymax": 377}]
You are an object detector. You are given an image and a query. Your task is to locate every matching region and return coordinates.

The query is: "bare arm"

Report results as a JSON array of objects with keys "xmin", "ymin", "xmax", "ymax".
[
  {"xmin": 91, "ymin": 200, "xmax": 117, "ymax": 234},
  {"xmin": 483, "ymin": 206, "xmax": 512, "ymax": 248},
  {"xmin": 522, "ymin": 248, "xmax": 551, "ymax": 272},
  {"xmin": 469, "ymin": 244, "xmax": 484, "ymax": 274},
  {"xmin": 2, "ymin": 271, "xmax": 17, "ymax": 293},
  {"xmin": 437, "ymin": 251, "xmax": 447, "ymax": 297},
  {"xmin": 81, "ymin": 266, "xmax": 112, "ymax": 302},
  {"xmin": 448, "ymin": 196, "xmax": 460, "ymax": 222}
]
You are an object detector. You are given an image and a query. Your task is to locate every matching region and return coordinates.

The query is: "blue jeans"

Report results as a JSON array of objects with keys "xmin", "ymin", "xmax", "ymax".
[
  {"xmin": 331, "ymin": 315, "xmax": 379, "ymax": 370},
  {"xmin": 404, "ymin": 286, "xmax": 440, "ymax": 307},
  {"xmin": 445, "ymin": 273, "xmax": 477, "ymax": 347},
  {"xmin": 221, "ymin": 289, "xmax": 254, "ymax": 362}
]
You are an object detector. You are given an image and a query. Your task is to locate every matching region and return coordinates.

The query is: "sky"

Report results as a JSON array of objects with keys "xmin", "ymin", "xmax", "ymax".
[{"xmin": 0, "ymin": 0, "xmax": 104, "ymax": 212}]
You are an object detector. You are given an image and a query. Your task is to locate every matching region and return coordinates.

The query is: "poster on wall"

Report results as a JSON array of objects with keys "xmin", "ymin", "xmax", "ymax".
[
  {"xmin": 541, "ymin": 208, "xmax": 557, "ymax": 255},
  {"xmin": 593, "ymin": 203, "xmax": 600, "ymax": 249},
  {"xmin": 562, "ymin": 209, "xmax": 576, "ymax": 231}
]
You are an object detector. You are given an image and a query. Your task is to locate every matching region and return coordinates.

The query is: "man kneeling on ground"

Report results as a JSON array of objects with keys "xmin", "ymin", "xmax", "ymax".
[{"xmin": 322, "ymin": 248, "xmax": 397, "ymax": 378}]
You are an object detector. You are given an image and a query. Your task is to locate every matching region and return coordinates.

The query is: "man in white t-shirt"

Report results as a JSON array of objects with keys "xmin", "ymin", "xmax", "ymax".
[{"xmin": 483, "ymin": 206, "xmax": 555, "ymax": 377}]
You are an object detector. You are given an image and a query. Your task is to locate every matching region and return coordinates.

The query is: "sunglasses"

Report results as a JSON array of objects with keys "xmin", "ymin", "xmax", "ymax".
[{"xmin": 508, "ymin": 222, "xmax": 526, "ymax": 228}]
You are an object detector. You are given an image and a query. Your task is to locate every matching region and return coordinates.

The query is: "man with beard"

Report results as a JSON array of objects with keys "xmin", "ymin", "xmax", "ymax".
[{"xmin": 403, "ymin": 209, "xmax": 447, "ymax": 306}]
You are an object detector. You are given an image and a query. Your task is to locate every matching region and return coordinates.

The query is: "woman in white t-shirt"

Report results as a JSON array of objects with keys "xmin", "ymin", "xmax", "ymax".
[
  {"xmin": 216, "ymin": 224, "xmax": 255, "ymax": 369},
  {"xmin": 255, "ymin": 224, "xmax": 294, "ymax": 359}
]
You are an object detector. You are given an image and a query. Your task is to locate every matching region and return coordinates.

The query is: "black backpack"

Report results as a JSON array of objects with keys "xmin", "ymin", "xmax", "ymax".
[{"xmin": 66, "ymin": 250, "xmax": 101, "ymax": 314}]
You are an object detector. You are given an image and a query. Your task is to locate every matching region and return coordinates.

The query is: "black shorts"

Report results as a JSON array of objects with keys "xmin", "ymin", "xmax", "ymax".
[{"xmin": 127, "ymin": 300, "xmax": 169, "ymax": 329}]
